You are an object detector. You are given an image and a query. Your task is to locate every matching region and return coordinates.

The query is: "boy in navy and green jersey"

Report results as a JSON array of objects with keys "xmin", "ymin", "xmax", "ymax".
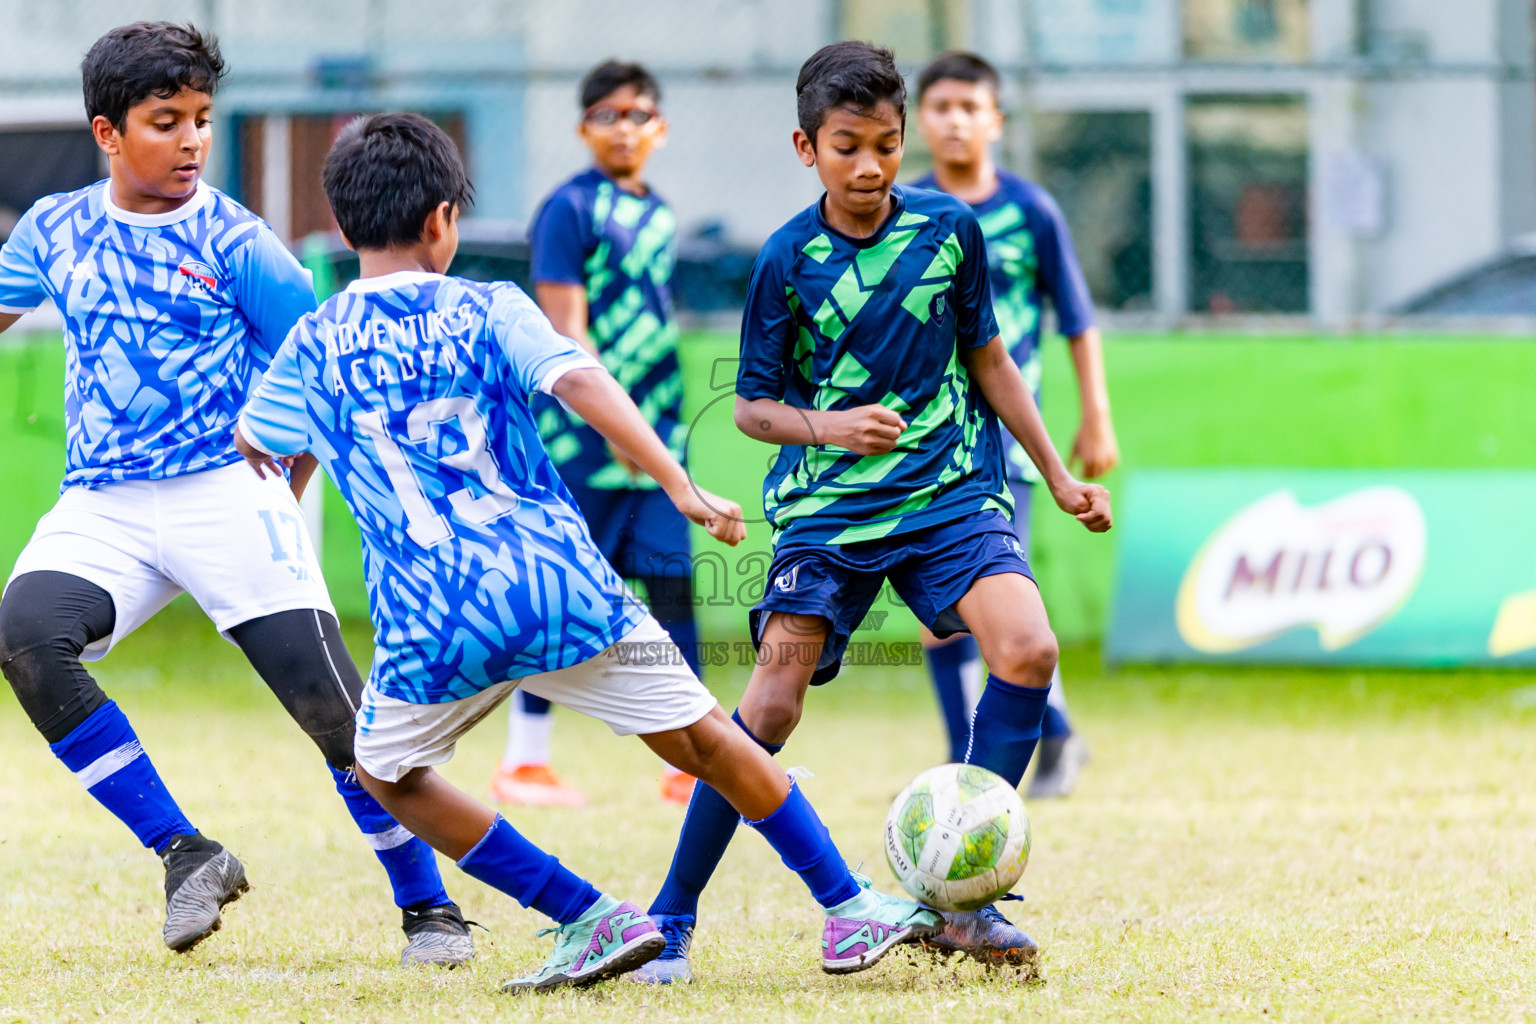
[
  {"xmin": 912, "ymin": 51, "xmax": 1120, "ymax": 798},
  {"xmin": 635, "ymin": 41, "xmax": 1113, "ymax": 985},
  {"xmin": 490, "ymin": 61, "xmax": 699, "ymax": 809}
]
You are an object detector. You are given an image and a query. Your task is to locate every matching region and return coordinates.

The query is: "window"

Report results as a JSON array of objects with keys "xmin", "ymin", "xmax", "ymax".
[
  {"xmin": 1187, "ymin": 96, "xmax": 1308, "ymax": 313},
  {"xmin": 1031, "ymin": 110, "xmax": 1154, "ymax": 311},
  {"xmin": 1183, "ymin": 0, "xmax": 1310, "ymax": 62}
]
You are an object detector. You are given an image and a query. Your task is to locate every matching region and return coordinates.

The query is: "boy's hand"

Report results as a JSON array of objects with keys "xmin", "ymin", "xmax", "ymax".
[
  {"xmin": 826, "ymin": 404, "xmax": 907, "ymax": 455},
  {"xmin": 1050, "ymin": 476, "xmax": 1113, "ymax": 533},
  {"xmin": 668, "ymin": 484, "xmax": 747, "ymax": 546},
  {"xmin": 1071, "ymin": 411, "xmax": 1120, "ymax": 479}
]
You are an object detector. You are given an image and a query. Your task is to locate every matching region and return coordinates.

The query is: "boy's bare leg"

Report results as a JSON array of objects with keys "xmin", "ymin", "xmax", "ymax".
[
  {"xmin": 355, "ymin": 765, "xmax": 496, "ymax": 860},
  {"xmin": 734, "ymin": 612, "xmax": 828, "ymax": 743},
  {"xmin": 953, "ymin": 572, "xmax": 1057, "ymax": 693}
]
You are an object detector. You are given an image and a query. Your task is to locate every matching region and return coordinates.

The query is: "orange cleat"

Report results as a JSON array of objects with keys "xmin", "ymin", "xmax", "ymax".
[
  {"xmin": 489, "ymin": 762, "xmax": 588, "ymax": 808},
  {"xmin": 658, "ymin": 768, "xmax": 697, "ymax": 806}
]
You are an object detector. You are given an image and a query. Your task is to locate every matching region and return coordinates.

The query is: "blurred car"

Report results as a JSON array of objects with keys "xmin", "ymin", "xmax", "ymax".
[{"xmin": 1394, "ymin": 236, "xmax": 1536, "ymax": 315}]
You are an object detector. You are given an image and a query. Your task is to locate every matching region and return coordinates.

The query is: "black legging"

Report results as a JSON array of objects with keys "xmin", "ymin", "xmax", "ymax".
[{"xmin": 0, "ymin": 570, "xmax": 365, "ymax": 768}]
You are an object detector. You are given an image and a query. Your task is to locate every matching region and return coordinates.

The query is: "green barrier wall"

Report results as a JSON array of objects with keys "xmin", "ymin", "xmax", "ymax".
[{"xmin": 6, "ymin": 333, "xmax": 1534, "ymax": 642}]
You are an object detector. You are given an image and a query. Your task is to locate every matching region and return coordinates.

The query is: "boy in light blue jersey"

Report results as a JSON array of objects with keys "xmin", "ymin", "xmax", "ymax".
[
  {"xmin": 235, "ymin": 112, "xmax": 940, "ymax": 992},
  {"xmin": 636, "ymin": 42, "xmax": 1112, "ymax": 985},
  {"xmin": 912, "ymin": 52, "xmax": 1120, "ymax": 798},
  {"xmin": 0, "ymin": 22, "xmax": 469, "ymax": 964}
]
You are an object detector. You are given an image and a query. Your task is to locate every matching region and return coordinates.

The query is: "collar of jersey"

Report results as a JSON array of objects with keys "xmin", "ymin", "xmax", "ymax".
[
  {"xmin": 345, "ymin": 270, "xmax": 447, "ymax": 293},
  {"xmin": 102, "ymin": 180, "xmax": 211, "ymax": 227},
  {"xmin": 813, "ymin": 186, "xmax": 907, "ymax": 250}
]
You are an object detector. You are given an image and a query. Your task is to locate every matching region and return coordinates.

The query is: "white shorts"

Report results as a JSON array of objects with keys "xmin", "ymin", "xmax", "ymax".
[
  {"xmin": 354, "ymin": 616, "xmax": 717, "ymax": 783},
  {"xmin": 4, "ymin": 461, "xmax": 335, "ymax": 659}
]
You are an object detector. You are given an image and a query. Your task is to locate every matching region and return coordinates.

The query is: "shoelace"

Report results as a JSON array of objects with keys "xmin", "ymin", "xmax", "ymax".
[{"xmin": 657, "ymin": 916, "xmax": 694, "ymax": 959}]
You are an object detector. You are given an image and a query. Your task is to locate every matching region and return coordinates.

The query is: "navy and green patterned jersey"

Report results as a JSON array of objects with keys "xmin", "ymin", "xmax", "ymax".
[
  {"xmin": 0, "ymin": 180, "xmax": 317, "ymax": 490},
  {"xmin": 237, "ymin": 271, "xmax": 644, "ymax": 704},
  {"xmin": 912, "ymin": 168, "xmax": 1094, "ymax": 481},
  {"xmin": 737, "ymin": 185, "xmax": 1007, "ymax": 547},
  {"xmin": 530, "ymin": 168, "xmax": 682, "ymax": 491}
]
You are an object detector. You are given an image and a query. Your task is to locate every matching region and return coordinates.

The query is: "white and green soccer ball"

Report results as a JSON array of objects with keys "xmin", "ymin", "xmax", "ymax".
[{"xmin": 883, "ymin": 763, "xmax": 1031, "ymax": 912}]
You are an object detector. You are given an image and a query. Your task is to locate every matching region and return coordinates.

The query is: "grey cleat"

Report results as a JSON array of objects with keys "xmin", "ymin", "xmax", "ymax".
[
  {"xmin": 924, "ymin": 903, "xmax": 1041, "ymax": 975},
  {"xmin": 401, "ymin": 901, "xmax": 476, "ymax": 967},
  {"xmin": 161, "ymin": 837, "xmax": 248, "ymax": 953},
  {"xmin": 1027, "ymin": 734, "xmax": 1090, "ymax": 800}
]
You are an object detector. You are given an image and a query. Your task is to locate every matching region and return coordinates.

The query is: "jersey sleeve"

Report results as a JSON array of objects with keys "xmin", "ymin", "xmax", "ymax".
[
  {"xmin": 487, "ymin": 284, "xmax": 601, "ymax": 395},
  {"xmin": 1030, "ymin": 190, "xmax": 1096, "ymax": 337},
  {"xmin": 229, "ymin": 225, "xmax": 320, "ymax": 370},
  {"xmin": 236, "ymin": 325, "xmax": 311, "ymax": 457},
  {"xmin": 0, "ymin": 207, "xmax": 47, "ymax": 313},
  {"xmin": 529, "ymin": 188, "xmax": 590, "ymax": 287},
  {"xmin": 953, "ymin": 211, "xmax": 1001, "ymax": 350},
  {"xmin": 735, "ymin": 243, "xmax": 793, "ymax": 402}
]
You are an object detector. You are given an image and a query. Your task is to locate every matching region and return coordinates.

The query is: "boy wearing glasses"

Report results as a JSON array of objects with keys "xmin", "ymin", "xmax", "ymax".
[{"xmin": 490, "ymin": 60, "xmax": 700, "ymax": 808}]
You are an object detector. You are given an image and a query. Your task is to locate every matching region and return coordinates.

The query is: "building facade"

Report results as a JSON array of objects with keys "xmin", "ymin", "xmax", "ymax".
[{"xmin": 0, "ymin": 0, "xmax": 1531, "ymax": 325}]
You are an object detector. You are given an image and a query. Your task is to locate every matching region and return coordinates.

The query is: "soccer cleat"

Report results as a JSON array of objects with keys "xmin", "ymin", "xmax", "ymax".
[
  {"xmin": 629, "ymin": 912, "xmax": 694, "ymax": 984},
  {"xmin": 1027, "ymin": 734, "xmax": 1090, "ymax": 800},
  {"xmin": 489, "ymin": 762, "xmax": 587, "ymax": 808},
  {"xmin": 658, "ymin": 768, "xmax": 697, "ymax": 806},
  {"xmin": 400, "ymin": 901, "xmax": 476, "ymax": 967},
  {"xmin": 924, "ymin": 903, "xmax": 1040, "ymax": 972},
  {"xmin": 500, "ymin": 895, "xmax": 663, "ymax": 993},
  {"xmin": 821, "ymin": 873, "xmax": 943, "ymax": 975},
  {"xmin": 160, "ymin": 835, "xmax": 248, "ymax": 953}
]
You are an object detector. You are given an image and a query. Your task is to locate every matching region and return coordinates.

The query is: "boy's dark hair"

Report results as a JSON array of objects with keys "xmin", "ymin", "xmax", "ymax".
[
  {"xmin": 917, "ymin": 51, "xmax": 1001, "ymax": 101},
  {"xmin": 796, "ymin": 41, "xmax": 907, "ymax": 146},
  {"xmin": 322, "ymin": 113, "xmax": 475, "ymax": 250},
  {"xmin": 580, "ymin": 60, "xmax": 661, "ymax": 110},
  {"xmin": 81, "ymin": 22, "xmax": 226, "ymax": 130}
]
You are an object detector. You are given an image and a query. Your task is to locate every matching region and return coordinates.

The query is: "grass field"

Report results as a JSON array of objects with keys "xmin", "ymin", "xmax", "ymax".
[{"xmin": 1, "ymin": 605, "xmax": 1534, "ymax": 1022}]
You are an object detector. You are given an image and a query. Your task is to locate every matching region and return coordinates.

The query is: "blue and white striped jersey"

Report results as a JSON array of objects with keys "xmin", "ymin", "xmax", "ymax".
[
  {"xmin": 0, "ymin": 180, "xmax": 317, "ymax": 489},
  {"xmin": 239, "ymin": 271, "xmax": 644, "ymax": 703}
]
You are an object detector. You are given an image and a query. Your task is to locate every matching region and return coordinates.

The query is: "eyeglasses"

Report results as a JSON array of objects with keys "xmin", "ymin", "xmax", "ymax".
[{"xmin": 583, "ymin": 106, "xmax": 659, "ymax": 128}]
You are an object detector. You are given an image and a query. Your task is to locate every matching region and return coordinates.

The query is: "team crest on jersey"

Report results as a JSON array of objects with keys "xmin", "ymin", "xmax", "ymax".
[
  {"xmin": 931, "ymin": 293, "xmax": 947, "ymax": 323},
  {"xmin": 178, "ymin": 258, "xmax": 219, "ymax": 294}
]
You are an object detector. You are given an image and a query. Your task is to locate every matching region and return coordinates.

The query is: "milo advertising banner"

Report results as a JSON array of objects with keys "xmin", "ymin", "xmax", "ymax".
[{"xmin": 1108, "ymin": 470, "xmax": 1536, "ymax": 665}]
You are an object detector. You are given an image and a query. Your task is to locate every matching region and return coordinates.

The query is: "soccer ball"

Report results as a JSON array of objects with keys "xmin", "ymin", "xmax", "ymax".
[{"xmin": 883, "ymin": 763, "xmax": 1031, "ymax": 912}]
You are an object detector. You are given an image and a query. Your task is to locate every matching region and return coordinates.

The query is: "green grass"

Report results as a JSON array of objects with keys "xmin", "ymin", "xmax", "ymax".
[
  {"xmin": 5, "ymin": 332, "xmax": 1535, "ymax": 642},
  {"xmin": 2, "ymin": 605, "xmax": 1534, "ymax": 1022}
]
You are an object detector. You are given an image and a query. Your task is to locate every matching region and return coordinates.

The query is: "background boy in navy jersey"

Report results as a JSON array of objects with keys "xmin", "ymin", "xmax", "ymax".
[
  {"xmin": 912, "ymin": 51, "xmax": 1120, "ymax": 798},
  {"xmin": 491, "ymin": 60, "xmax": 698, "ymax": 808},
  {"xmin": 635, "ymin": 41, "xmax": 1112, "ymax": 985}
]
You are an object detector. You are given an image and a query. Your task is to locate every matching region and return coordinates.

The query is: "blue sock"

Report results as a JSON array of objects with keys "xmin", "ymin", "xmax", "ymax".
[
  {"xmin": 48, "ymin": 701, "xmax": 195, "ymax": 854},
  {"xmin": 519, "ymin": 690, "xmax": 552, "ymax": 715},
  {"xmin": 744, "ymin": 781, "xmax": 859, "ymax": 909},
  {"xmin": 329, "ymin": 765, "xmax": 450, "ymax": 909},
  {"xmin": 926, "ymin": 635, "xmax": 980, "ymax": 763},
  {"xmin": 649, "ymin": 709, "xmax": 782, "ymax": 918},
  {"xmin": 966, "ymin": 674, "xmax": 1051, "ymax": 789},
  {"xmin": 457, "ymin": 815, "xmax": 600, "ymax": 924}
]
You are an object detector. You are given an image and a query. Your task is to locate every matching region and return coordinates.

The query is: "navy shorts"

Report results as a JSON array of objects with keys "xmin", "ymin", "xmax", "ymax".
[
  {"xmin": 750, "ymin": 509, "xmax": 1033, "ymax": 685},
  {"xmin": 564, "ymin": 482, "xmax": 693, "ymax": 580}
]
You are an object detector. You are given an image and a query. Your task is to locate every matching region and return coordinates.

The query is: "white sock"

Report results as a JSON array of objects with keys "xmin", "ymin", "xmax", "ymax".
[
  {"xmin": 504, "ymin": 698, "xmax": 555, "ymax": 766},
  {"xmin": 959, "ymin": 652, "xmax": 985, "ymax": 718},
  {"xmin": 1045, "ymin": 665, "xmax": 1068, "ymax": 712}
]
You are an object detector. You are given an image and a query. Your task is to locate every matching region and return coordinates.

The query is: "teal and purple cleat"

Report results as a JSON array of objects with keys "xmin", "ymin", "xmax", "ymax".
[
  {"xmin": 500, "ymin": 895, "xmax": 665, "ymax": 993},
  {"xmin": 821, "ymin": 874, "xmax": 943, "ymax": 974}
]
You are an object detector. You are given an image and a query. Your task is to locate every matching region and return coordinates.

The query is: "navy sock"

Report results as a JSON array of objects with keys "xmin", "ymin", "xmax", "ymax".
[
  {"xmin": 457, "ymin": 815, "xmax": 600, "ymax": 924},
  {"xmin": 744, "ymin": 781, "xmax": 859, "ymax": 909},
  {"xmin": 648, "ymin": 709, "xmax": 782, "ymax": 918},
  {"xmin": 925, "ymin": 635, "xmax": 980, "ymax": 762},
  {"xmin": 1040, "ymin": 703, "xmax": 1072, "ymax": 741},
  {"xmin": 329, "ymin": 765, "xmax": 450, "ymax": 909},
  {"xmin": 519, "ymin": 690, "xmax": 552, "ymax": 715},
  {"xmin": 48, "ymin": 701, "xmax": 195, "ymax": 854},
  {"xmin": 966, "ymin": 674, "xmax": 1051, "ymax": 789}
]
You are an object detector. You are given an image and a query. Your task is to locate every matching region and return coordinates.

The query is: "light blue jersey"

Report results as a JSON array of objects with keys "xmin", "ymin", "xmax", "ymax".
[
  {"xmin": 0, "ymin": 180, "xmax": 317, "ymax": 490},
  {"xmin": 238, "ymin": 271, "xmax": 645, "ymax": 703}
]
